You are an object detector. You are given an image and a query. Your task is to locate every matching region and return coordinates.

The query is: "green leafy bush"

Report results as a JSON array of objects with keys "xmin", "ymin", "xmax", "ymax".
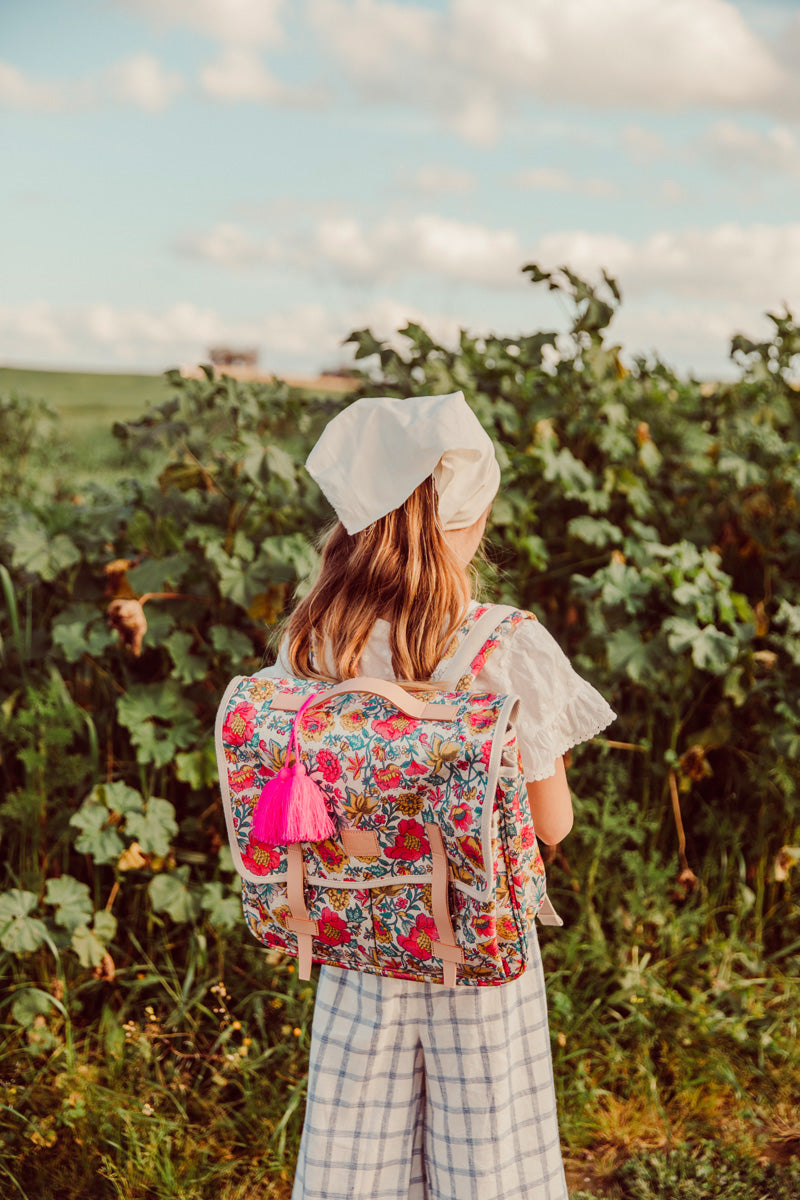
[{"xmin": 0, "ymin": 270, "xmax": 798, "ymax": 1192}]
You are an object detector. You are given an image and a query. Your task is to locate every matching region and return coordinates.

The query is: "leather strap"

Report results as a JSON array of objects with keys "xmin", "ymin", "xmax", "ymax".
[
  {"xmin": 341, "ymin": 827, "xmax": 380, "ymax": 858},
  {"xmin": 272, "ymin": 677, "xmax": 458, "ymax": 720},
  {"xmin": 425, "ymin": 822, "xmax": 464, "ymax": 987},
  {"xmin": 285, "ymin": 843, "xmax": 318, "ymax": 979},
  {"xmin": 536, "ymin": 895, "xmax": 564, "ymax": 927},
  {"xmin": 443, "ymin": 604, "xmax": 529, "ymax": 687}
]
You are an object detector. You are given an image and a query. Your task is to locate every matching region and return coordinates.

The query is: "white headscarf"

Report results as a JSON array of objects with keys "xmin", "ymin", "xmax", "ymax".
[{"xmin": 305, "ymin": 391, "xmax": 500, "ymax": 535}]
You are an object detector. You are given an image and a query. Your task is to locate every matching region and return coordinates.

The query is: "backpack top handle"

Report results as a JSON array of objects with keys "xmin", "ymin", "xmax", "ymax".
[{"xmin": 270, "ymin": 676, "xmax": 460, "ymax": 721}]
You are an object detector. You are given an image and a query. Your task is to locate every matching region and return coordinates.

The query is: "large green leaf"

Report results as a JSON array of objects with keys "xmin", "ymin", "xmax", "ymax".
[
  {"xmin": 117, "ymin": 682, "xmax": 201, "ymax": 768},
  {"xmin": 200, "ymin": 881, "xmax": 241, "ymax": 931},
  {"xmin": 126, "ymin": 797, "xmax": 178, "ymax": 857},
  {"xmin": 45, "ymin": 875, "xmax": 93, "ymax": 932},
  {"xmin": 70, "ymin": 800, "xmax": 126, "ymax": 864},
  {"xmin": 0, "ymin": 889, "xmax": 48, "ymax": 953},
  {"xmin": 607, "ymin": 628, "xmax": 659, "ymax": 684},
  {"xmin": 149, "ymin": 866, "xmax": 200, "ymax": 924}
]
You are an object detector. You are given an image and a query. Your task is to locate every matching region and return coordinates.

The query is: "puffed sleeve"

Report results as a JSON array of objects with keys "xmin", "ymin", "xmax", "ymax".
[{"xmin": 475, "ymin": 617, "xmax": 617, "ymax": 782}]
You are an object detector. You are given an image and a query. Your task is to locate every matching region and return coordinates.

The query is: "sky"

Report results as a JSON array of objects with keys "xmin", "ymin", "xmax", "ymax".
[{"xmin": 2, "ymin": 0, "xmax": 800, "ymax": 380}]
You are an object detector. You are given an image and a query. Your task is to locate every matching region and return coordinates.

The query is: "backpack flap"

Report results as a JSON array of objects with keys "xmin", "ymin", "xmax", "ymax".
[{"xmin": 215, "ymin": 674, "xmax": 517, "ymax": 903}]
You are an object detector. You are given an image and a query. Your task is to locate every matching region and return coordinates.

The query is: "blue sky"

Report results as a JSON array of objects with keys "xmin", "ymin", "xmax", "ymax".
[{"xmin": 2, "ymin": 0, "xmax": 800, "ymax": 379}]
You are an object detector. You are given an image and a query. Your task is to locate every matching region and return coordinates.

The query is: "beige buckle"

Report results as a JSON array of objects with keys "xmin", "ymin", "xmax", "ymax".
[{"xmin": 286, "ymin": 843, "xmax": 319, "ymax": 979}]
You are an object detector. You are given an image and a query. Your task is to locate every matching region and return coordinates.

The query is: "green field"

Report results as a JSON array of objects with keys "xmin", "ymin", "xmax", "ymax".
[
  {"xmin": 0, "ymin": 366, "xmax": 171, "ymax": 487},
  {"xmin": 0, "ymin": 366, "xmax": 170, "ymax": 431}
]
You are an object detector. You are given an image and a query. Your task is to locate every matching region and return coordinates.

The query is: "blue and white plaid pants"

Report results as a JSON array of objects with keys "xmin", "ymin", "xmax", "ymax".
[{"xmin": 292, "ymin": 946, "xmax": 568, "ymax": 1200}]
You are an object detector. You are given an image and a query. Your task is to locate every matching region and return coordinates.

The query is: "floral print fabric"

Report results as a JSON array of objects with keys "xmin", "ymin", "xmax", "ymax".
[{"xmin": 216, "ymin": 608, "xmax": 551, "ymax": 986}]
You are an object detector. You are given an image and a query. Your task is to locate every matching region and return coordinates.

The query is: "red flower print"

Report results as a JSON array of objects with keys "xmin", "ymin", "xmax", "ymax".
[
  {"xmin": 315, "ymin": 748, "xmax": 342, "ymax": 782},
  {"xmin": 405, "ymin": 761, "xmax": 429, "ymax": 777},
  {"xmin": 451, "ymin": 803, "xmax": 472, "ymax": 830},
  {"xmin": 372, "ymin": 714, "xmax": 420, "ymax": 740},
  {"xmin": 474, "ymin": 913, "xmax": 496, "ymax": 939},
  {"xmin": 466, "ymin": 709, "xmax": 494, "ymax": 732},
  {"xmin": 398, "ymin": 913, "xmax": 438, "ymax": 959},
  {"xmin": 316, "ymin": 839, "xmax": 348, "ymax": 871},
  {"xmin": 520, "ymin": 824, "xmax": 536, "ymax": 849},
  {"xmin": 229, "ymin": 765, "xmax": 256, "ymax": 793},
  {"xmin": 345, "ymin": 752, "xmax": 365, "ymax": 779},
  {"xmin": 386, "ymin": 819, "xmax": 429, "ymax": 862},
  {"xmin": 470, "ymin": 650, "xmax": 487, "ymax": 674},
  {"xmin": 222, "ymin": 701, "xmax": 257, "ymax": 746},
  {"xmin": 316, "ymin": 907, "xmax": 351, "ymax": 946},
  {"xmin": 458, "ymin": 834, "xmax": 484, "ymax": 870},
  {"xmin": 263, "ymin": 930, "xmax": 287, "ymax": 949},
  {"xmin": 374, "ymin": 765, "xmax": 403, "ymax": 792},
  {"xmin": 241, "ymin": 839, "xmax": 282, "ymax": 875},
  {"xmin": 479, "ymin": 741, "xmax": 492, "ymax": 771},
  {"xmin": 299, "ymin": 711, "xmax": 331, "ymax": 734}
]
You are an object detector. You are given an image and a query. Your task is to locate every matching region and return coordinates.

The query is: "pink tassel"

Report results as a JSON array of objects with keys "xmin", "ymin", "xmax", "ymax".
[
  {"xmin": 251, "ymin": 691, "xmax": 336, "ymax": 845},
  {"xmin": 252, "ymin": 767, "xmax": 294, "ymax": 843},
  {"xmin": 284, "ymin": 761, "xmax": 336, "ymax": 843}
]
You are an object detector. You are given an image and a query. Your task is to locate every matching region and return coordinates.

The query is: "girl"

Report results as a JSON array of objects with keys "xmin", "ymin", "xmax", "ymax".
[{"xmin": 257, "ymin": 391, "xmax": 615, "ymax": 1200}]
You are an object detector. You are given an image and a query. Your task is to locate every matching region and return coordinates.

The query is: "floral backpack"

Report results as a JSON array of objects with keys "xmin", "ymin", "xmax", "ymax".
[{"xmin": 214, "ymin": 604, "xmax": 562, "ymax": 988}]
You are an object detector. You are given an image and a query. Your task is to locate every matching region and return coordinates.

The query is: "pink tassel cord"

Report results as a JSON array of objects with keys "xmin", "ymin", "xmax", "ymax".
[{"xmin": 251, "ymin": 692, "xmax": 336, "ymax": 845}]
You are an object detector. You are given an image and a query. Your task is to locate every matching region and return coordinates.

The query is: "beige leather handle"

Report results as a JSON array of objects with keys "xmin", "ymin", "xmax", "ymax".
[{"xmin": 272, "ymin": 675, "xmax": 458, "ymax": 721}]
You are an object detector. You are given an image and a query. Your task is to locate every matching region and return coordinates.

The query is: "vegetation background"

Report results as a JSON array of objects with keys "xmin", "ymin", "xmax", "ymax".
[{"xmin": 1, "ymin": 269, "xmax": 799, "ymax": 1199}]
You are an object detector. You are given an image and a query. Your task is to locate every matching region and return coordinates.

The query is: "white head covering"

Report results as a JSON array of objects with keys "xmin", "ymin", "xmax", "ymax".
[{"xmin": 305, "ymin": 391, "xmax": 500, "ymax": 535}]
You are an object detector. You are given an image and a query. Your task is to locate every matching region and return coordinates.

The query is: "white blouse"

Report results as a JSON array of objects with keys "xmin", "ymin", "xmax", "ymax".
[{"xmin": 257, "ymin": 607, "xmax": 616, "ymax": 783}]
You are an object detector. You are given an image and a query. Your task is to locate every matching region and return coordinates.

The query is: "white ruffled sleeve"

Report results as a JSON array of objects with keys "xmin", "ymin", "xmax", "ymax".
[{"xmin": 475, "ymin": 618, "xmax": 617, "ymax": 782}]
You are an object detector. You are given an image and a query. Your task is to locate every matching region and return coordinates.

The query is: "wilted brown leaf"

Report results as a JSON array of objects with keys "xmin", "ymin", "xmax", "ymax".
[
  {"xmin": 107, "ymin": 598, "xmax": 147, "ymax": 656},
  {"xmin": 118, "ymin": 841, "xmax": 148, "ymax": 871}
]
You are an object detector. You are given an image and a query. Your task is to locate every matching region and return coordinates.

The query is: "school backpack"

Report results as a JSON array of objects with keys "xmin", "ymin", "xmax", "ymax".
[{"xmin": 214, "ymin": 604, "xmax": 562, "ymax": 988}]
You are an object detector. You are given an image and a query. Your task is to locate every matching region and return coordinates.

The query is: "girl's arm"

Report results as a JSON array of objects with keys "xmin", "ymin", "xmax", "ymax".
[{"xmin": 527, "ymin": 757, "xmax": 573, "ymax": 845}]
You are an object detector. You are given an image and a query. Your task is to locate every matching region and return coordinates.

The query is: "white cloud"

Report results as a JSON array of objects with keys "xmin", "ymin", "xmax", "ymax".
[
  {"xmin": 513, "ymin": 168, "xmax": 619, "ymax": 197},
  {"xmin": 411, "ymin": 166, "xmax": 476, "ymax": 193},
  {"xmin": 306, "ymin": 0, "xmax": 438, "ymax": 86},
  {"xmin": 109, "ymin": 54, "xmax": 184, "ymax": 112},
  {"xmin": 0, "ymin": 55, "xmax": 183, "ymax": 113},
  {"xmin": 2, "ymin": 289, "xmax": 785, "ymax": 384},
  {"xmin": 119, "ymin": 0, "xmax": 287, "ymax": 46},
  {"xmin": 199, "ymin": 47, "xmax": 322, "ymax": 105},
  {"xmin": 532, "ymin": 222, "xmax": 800, "ymax": 307},
  {"xmin": 656, "ymin": 179, "xmax": 690, "ymax": 204},
  {"xmin": 307, "ymin": 0, "xmax": 795, "ymax": 143},
  {"xmin": 701, "ymin": 120, "xmax": 800, "ymax": 178},
  {"xmin": 175, "ymin": 212, "xmax": 800, "ymax": 310},
  {"xmin": 174, "ymin": 222, "xmax": 281, "ymax": 268},
  {"xmin": 622, "ymin": 124, "xmax": 669, "ymax": 163},
  {"xmin": 310, "ymin": 214, "xmax": 523, "ymax": 286},
  {"xmin": 0, "ymin": 62, "xmax": 90, "ymax": 112},
  {"xmin": 0, "ymin": 302, "xmax": 75, "ymax": 358},
  {"xmin": 0, "ymin": 296, "xmax": 461, "ymax": 375}
]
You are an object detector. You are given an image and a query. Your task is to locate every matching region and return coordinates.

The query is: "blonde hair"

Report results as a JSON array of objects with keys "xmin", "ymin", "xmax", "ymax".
[{"xmin": 285, "ymin": 477, "xmax": 472, "ymax": 682}]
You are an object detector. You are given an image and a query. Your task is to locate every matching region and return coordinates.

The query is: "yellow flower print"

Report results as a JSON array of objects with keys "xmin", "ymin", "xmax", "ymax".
[
  {"xmin": 425, "ymin": 735, "xmax": 461, "ymax": 774},
  {"xmin": 341, "ymin": 709, "xmax": 368, "ymax": 732},
  {"xmin": 395, "ymin": 791, "xmax": 424, "ymax": 816},
  {"xmin": 343, "ymin": 791, "xmax": 379, "ymax": 822}
]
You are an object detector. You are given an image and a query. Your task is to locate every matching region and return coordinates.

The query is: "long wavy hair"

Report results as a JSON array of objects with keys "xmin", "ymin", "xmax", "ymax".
[{"xmin": 284, "ymin": 477, "xmax": 473, "ymax": 682}]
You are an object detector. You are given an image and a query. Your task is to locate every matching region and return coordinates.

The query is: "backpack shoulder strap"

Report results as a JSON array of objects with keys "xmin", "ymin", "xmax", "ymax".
[{"xmin": 438, "ymin": 604, "xmax": 535, "ymax": 692}]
